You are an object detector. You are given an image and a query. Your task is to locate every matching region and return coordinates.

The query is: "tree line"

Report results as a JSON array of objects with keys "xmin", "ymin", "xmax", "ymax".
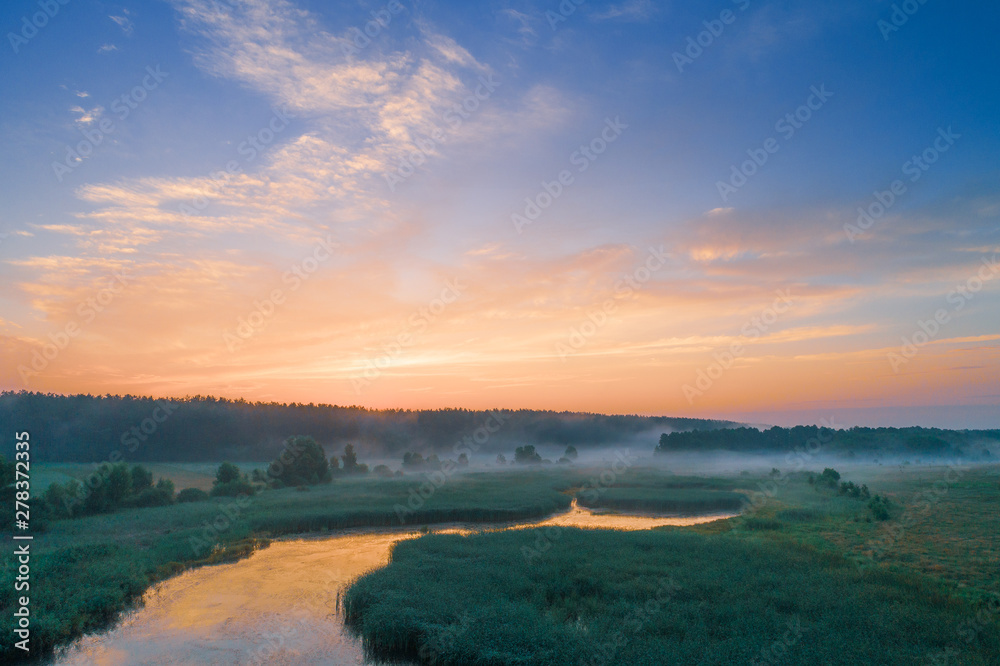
[
  {"xmin": 655, "ymin": 425, "xmax": 998, "ymax": 457},
  {"xmin": 0, "ymin": 391, "xmax": 736, "ymax": 462}
]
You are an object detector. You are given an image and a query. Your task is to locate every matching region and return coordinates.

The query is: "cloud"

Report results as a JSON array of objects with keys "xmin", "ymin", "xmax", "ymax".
[
  {"xmin": 110, "ymin": 12, "xmax": 134, "ymax": 36},
  {"xmin": 70, "ymin": 105, "xmax": 104, "ymax": 126},
  {"xmin": 590, "ymin": 0, "xmax": 656, "ymax": 23},
  {"xmin": 98, "ymin": 44, "xmax": 119, "ymax": 53}
]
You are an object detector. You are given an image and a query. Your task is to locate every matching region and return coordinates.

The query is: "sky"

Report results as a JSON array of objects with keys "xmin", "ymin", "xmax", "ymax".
[{"xmin": 0, "ymin": 0, "xmax": 998, "ymax": 428}]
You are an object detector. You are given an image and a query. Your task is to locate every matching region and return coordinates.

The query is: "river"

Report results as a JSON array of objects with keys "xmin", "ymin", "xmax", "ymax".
[{"xmin": 52, "ymin": 502, "xmax": 733, "ymax": 665}]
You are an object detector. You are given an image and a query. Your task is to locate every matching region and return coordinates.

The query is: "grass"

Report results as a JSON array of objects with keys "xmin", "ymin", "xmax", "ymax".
[
  {"xmin": 343, "ymin": 528, "xmax": 998, "ymax": 665},
  {"xmin": 0, "ymin": 468, "xmax": 577, "ymax": 662},
  {"xmin": 576, "ymin": 487, "xmax": 746, "ymax": 514},
  {"xmin": 3, "ymin": 462, "xmax": 999, "ymax": 664},
  {"xmin": 30, "ymin": 461, "xmax": 266, "ymax": 492},
  {"xmin": 343, "ymin": 464, "xmax": 1000, "ymax": 665}
]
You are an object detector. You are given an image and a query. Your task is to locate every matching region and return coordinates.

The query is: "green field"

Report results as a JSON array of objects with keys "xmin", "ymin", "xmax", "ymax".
[
  {"xmin": 343, "ymin": 464, "xmax": 1000, "ymax": 665},
  {"xmin": 2, "ymin": 462, "xmax": 998, "ymax": 664},
  {"xmin": 30, "ymin": 462, "xmax": 266, "ymax": 493}
]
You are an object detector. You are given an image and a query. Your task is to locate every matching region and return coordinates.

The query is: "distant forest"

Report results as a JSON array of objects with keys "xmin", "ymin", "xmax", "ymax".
[
  {"xmin": 656, "ymin": 426, "xmax": 1000, "ymax": 458},
  {"xmin": 0, "ymin": 392, "xmax": 738, "ymax": 462}
]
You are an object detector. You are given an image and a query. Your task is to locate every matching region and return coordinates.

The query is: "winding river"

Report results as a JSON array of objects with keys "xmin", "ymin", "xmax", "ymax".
[{"xmin": 52, "ymin": 503, "xmax": 733, "ymax": 665}]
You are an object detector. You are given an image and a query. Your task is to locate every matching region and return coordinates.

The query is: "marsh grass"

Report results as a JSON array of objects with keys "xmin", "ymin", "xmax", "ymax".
[
  {"xmin": 3, "ymin": 463, "xmax": 999, "ymax": 663},
  {"xmin": 343, "ymin": 527, "xmax": 999, "ymax": 665}
]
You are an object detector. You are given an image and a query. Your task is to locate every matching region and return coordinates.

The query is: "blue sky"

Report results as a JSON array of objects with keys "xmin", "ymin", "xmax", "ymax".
[{"xmin": 1, "ymin": 0, "xmax": 998, "ymax": 427}]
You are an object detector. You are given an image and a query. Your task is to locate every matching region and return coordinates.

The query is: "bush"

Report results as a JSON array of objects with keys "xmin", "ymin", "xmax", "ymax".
[
  {"xmin": 869, "ymin": 495, "xmax": 891, "ymax": 521},
  {"xmin": 814, "ymin": 468, "xmax": 841, "ymax": 489},
  {"xmin": 176, "ymin": 487, "xmax": 210, "ymax": 503},
  {"xmin": 211, "ymin": 479, "xmax": 257, "ymax": 497},
  {"xmin": 128, "ymin": 487, "xmax": 174, "ymax": 508},
  {"xmin": 372, "ymin": 464, "xmax": 394, "ymax": 478}
]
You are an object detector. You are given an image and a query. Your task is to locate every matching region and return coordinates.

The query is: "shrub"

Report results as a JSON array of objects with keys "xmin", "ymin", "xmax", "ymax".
[
  {"xmin": 744, "ymin": 518, "xmax": 783, "ymax": 531},
  {"xmin": 128, "ymin": 486, "xmax": 174, "ymax": 508},
  {"xmin": 211, "ymin": 479, "xmax": 257, "ymax": 497},
  {"xmin": 176, "ymin": 487, "xmax": 210, "ymax": 503},
  {"xmin": 868, "ymin": 495, "xmax": 891, "ymax": 521}
]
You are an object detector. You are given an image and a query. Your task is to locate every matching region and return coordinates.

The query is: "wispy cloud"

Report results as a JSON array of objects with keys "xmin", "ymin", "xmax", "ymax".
[
  {"xmin": 70, "ymin": 105, "xmax": 104, "ymax": 126},
  {"xmin": 110, "ymin": 10, "xmax": 134, "ymax": 36},
  {"xmin": 590, "ymin": 0, "xmax": 656, "ymax": 23}
]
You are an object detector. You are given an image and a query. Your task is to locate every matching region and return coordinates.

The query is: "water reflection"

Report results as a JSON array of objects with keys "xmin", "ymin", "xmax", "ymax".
[{"xmin": 53, "ymin": 503, "xmax": 733, "ymax": 665}]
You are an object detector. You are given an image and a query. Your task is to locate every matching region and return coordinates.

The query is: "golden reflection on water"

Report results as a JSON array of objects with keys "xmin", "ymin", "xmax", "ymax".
[{"xmin": 52, "ymin": 504, "xmax": 733, "ymax": 665}]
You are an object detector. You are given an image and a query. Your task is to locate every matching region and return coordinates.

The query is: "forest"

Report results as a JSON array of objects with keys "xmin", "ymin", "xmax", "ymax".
[
  {"xmin": 0, "ymin": 391, "xmax": 736, "ymax": 462},
  {"xmin": 655, "ymin": 425, "xmax": 1000, "ymax": 458}
]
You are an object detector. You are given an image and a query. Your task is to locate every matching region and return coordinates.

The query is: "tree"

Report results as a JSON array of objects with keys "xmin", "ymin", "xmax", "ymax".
[
  {"xmin": 216, "ymin": 462, "xmax": 241, "ymax": 485},
  {"xmin": 457, "ymin": 453, "xmax": 469, "ymax": 466},
  {"xmin": 268, "ymin": 436, "xmax": 330, "ymax": 486},
  {"xmin": 156, "ymin": 477, "xmax": 175, "ymax": 497},
  {"xmin": 106, "ymin": 463, "xmax": 132, "ymax": 505},
  {"xmin": 514, "ymin": 445, "xmax": 542, "ymax": 465},
  {"xmin": 342, "ymin": 444, "xmax": 359, "ymax": 473},
  {"xmin": 496, "ymin": 454, "xmax": 507, "ymax": 465},
  {"xmin": 403, "ymin": 452, "xmax": 425, "ymax": 469},
  {"xmin": 564, "ymin": 446, "xmax": 578, "ymax": 461},
  {"xmin": 131, "ymin": 464, "xmax": 153, "ymax": 492}
]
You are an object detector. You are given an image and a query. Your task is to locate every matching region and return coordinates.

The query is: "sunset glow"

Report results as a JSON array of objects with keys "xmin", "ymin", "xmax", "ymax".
[{"xmin": 2, "ymin": 0, "xmax": 998, "ymax": 427}]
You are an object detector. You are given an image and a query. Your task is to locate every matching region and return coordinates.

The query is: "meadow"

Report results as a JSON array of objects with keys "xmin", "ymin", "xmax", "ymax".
[
  {"xmin": 343, "ymin": 463, "xmax": 1000, "ymax": 665},
  {"xmin": 3, "ymin": 461, "xmax": 998, "ymax": 664}
]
